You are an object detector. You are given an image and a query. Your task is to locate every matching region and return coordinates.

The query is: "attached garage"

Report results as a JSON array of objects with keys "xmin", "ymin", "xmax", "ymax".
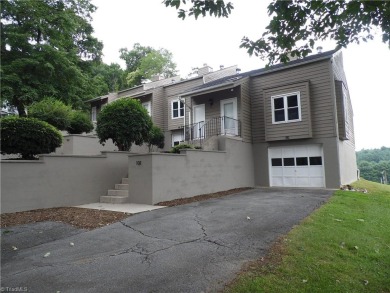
[{"xmin": 268, "ymin": 145, "xmax": 325, "ymax": 187}]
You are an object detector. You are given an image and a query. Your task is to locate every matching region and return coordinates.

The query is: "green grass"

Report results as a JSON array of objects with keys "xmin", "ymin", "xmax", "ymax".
[{"xmin": 226, "ymin": 179, "xmax": 390, "ymax": 293}]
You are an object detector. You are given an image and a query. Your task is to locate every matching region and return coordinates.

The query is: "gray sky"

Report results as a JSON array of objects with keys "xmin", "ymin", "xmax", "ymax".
[{"xmin": 91, "ymin": 0, "xmax": 390, "ymax": 151}]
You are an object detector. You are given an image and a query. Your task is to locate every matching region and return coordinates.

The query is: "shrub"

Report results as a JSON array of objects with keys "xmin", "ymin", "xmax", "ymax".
[
  {"xmin": 147, "ymin": 125, "xmax": 165, "ymax": 152},
  {"xmin": 96, "ymin": 98, "xmax": 152, "ymax": 151},
  {"xmin": 67, "ymin": 110, "xmax": 94, "ymax": 134},
  {"xmin": 170, "ymin": 143, "xmax": 194, "ymax": 154},
  {"xmin": 28, "ymin": 97, "xmax": 72, "ymax": 130},
  {"xmin": 0, "ymin": 116, "xmax": 62, "ymax": 159}
]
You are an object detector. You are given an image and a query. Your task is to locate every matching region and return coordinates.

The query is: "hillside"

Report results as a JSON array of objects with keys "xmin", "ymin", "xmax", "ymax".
[{"xmin": 356, "ymin": 147, "xmax": 390, "ymax": 184}]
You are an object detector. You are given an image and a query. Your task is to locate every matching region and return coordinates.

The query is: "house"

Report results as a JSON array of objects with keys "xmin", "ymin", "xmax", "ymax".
[{"xmin": 88, "ymin": 48, "xmax": 357, "ymax": 189}]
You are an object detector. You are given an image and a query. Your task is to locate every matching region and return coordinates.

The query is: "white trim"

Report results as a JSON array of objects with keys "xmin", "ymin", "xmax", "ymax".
[
  {"xmin": 220, "ymin": 97, "xmax": 238, "ymax": 135},
  {"xmin": 271, "ymin": 91, "xmax": 302, "ymax": 124},
  {"xmin": 171, "ymin": 99, "xmax": 184, "ymax": 119}
]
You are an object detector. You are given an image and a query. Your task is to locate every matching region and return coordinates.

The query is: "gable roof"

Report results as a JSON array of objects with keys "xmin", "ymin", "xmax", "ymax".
[{"xmin": 181, "ymin": 48, "xmax": 338, "ymax": 97}]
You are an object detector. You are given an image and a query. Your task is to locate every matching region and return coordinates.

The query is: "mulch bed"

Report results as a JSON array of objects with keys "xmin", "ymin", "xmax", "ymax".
[
  {"xmin": 0, "ymin": 207, "xmax": 131, "ymax": 230},
  {"xmin": 1, "ymin": 187, "xmax": 253, "ymax": 230}
]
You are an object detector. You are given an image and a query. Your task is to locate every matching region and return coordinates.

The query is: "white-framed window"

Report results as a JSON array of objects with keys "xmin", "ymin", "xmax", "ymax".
[
  {"xmin": 171, "ymin": 100, "xmax": 184, "ymax": 119},
  {"xmin": 91, "ymin": 106, "xmax": 97, "ymax": 122},
  {"xmin": 271, "ymin": 92, "xmax": 301, "ymax": 124},
  {"xmin": 142, "ymin": 101, "xmax": 151, "ymax": 116}
]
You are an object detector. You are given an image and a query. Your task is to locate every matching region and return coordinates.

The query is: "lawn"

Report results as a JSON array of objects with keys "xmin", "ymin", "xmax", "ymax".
[{"xmin": 226, "ymin": 179, "xmax": 390, "ymax": 293}]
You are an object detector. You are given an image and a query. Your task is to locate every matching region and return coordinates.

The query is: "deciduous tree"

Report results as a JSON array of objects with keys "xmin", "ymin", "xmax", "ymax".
[
  {"xmin": 164, "ymin": 0, "xmax": 390, "ymax": 64},
  {"xmin": 1, "ymin": 0, "xmax": 103, "ymax": 115}
]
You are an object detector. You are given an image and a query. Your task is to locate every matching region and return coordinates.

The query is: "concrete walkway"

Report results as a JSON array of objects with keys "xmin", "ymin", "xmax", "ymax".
[
  {"xmin": 1, "ymin": 188, "xmax": 333, "ymax": 293},
  {"xmin": 75, "ymin": 202, "xmax": 166, "ymax": 214}
]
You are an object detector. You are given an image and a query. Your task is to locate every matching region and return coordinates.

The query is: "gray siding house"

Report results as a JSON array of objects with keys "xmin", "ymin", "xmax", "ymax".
[{"xmin": 88, "ymin": 49, "xmax": 357, "ymax": 189}]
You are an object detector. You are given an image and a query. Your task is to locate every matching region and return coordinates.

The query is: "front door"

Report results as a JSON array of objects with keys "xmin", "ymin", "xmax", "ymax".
[
  {"xmin": 220, "ymin": 98, "xmax": 238, "ymax": 135},
  {"xmin": 193, "ymin": 104, "xmax": 205, "ymax": 139}
]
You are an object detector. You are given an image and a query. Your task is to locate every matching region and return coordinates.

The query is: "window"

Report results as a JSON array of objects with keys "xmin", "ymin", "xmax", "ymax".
[
  {"xmin": 142, "ymin": 101, "xmax": 151, "ymax": 116},
  {"xmin": 283, "ymin": 158, "xmax": 295, "ymax": 166},
  {"xmin": 309, "ymin": 156, "xmax": 323, "ymax": 165},
  {"xmin": 172, "ymin": 100, "xmax": 184, "ymax": 119},
  {"xmin": 91, "ymin": 106, "xmax": 97, "ymax": 122},
  {"xmin": 271, "ymin": 92, "xmax": 301, "ymax": 124},
  {"xmin": 296, "ymin": 157, "xmax": 308, "ymax": 166},
  {"xmin": 271, "ymin": 158, "xmax": 282, "ymax": 166}
]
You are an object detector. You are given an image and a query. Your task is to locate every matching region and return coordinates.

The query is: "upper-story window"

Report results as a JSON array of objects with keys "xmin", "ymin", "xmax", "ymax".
[
  {"xmin": 142, "ymin": 101, "xmax": 151, "ymax": 116},
  {"xmin": 271, "ymin": 92, "xmax": 301, "ymax": 124},
  {"xmin": 172, "ymin": 100, "xmax": 184, "ymax": 119}
]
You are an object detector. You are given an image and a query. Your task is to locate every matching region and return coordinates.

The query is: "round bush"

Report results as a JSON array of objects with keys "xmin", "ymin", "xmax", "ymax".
[
  {"xmin": 28, "ymin": 97, "xmax": 72, "ymax": 130},
  {"xmin": 0, "ymin": 116, "xmax": 62, "ymax": 159},
  {"xmin": 96, "ymin": 98, "xmax": 152, "ymax": 151},
  {"xmin": 67, "ymin": 111, "xmax": 94, "ymax": 134}
]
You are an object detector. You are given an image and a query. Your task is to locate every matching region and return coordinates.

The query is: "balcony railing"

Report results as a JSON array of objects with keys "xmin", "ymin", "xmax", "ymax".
[{"xmin": 182, "ymin": 116, "xmax": 241, "ymax": 146}]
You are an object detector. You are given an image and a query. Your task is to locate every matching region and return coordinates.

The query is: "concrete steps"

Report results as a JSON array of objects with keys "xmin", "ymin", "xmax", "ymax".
[{"xmin": 100, "ymin": 177, "xmax": 129, "ymax": 204}]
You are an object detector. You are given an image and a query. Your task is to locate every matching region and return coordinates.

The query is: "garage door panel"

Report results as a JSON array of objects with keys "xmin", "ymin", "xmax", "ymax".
[
  {"xmin": 272, "ymin": 167, "xmax": 283, "ymax": 176},
  {"xmin": 273, "ymin": 177, "xmax": 284, "ymax": 186},
  {"xmin": 296, "ymin": 177, "xmax": 310, "ymax": 187},
  {"xmin": 283, "ymin": 177, "xmax": 295, "ymax": 186},
  {"xmin": 310, "ymin": 178, "xmax": 324, "ymax": 187},
  {"xmin": 283, "ymin": 168, "xmax": 296, "ymax": 176},
  {"xmin": 296, "ymin": 168, "xmax": 310, "ymax": 177}
]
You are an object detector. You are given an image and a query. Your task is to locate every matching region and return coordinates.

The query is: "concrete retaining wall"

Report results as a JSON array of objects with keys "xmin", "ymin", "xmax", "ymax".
[
  {"xmin": 54, "ymin": 135, "xmax": 149, "ymax": 155},
  {"xmin": 128, "ymin": 137, "xmax": 255, "ymax": 204},
  {"xmin": 1, "ymin": 152, "xmax": 130, "ymax": 213}
]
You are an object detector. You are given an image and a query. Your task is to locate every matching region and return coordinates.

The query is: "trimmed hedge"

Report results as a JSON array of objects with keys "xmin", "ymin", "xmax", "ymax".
[
  {"xmin": 28, "ymin": 97, "xmax": 72, "ymax": 130},
  {"xmin": 67, "ymin": 110, "xmax": 94, "ymax": 134},
  {"xmin": 96, "ymin": 98, "xmax": 152, "ymax": 151},
  {"xmin": 0, "ymin": 116, "xmax": 62, "ymax": 159}
]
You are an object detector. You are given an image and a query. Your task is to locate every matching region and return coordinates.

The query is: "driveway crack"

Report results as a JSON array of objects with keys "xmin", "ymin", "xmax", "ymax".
[{"xmin": 119, "ymin": 221, "xmax": 178, "ymax": 242}]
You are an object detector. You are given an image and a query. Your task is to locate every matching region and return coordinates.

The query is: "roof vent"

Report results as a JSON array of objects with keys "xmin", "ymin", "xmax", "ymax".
[
  {"xmin": 236, "ymin": 68, "xmax": 241, "ymax": 74},
  {"xmin": 317, "ymin": 46, "xmax": 323, "ymax": 53},
  {"xmin": 220, "ymin": 65, "xmax": 224, "ymax": 70}
]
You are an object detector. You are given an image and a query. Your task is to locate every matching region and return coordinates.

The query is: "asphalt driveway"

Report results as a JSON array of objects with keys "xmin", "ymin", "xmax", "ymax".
[{"xmin": 1, "ymin": 188, "xmax": 333, "ymax": 293}]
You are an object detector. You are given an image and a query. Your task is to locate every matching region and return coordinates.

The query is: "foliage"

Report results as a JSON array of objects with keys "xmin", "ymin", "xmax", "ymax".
[
  {"xmin": 356, "ymin": 147, "xmax": 390, "ymax": 184},
  {"xmin": 1, "ymin": 0, "xmax": 103, "ymax": 115},
  {"xmin": 119, "ymin": 43, "xmax": 177, "ymax": 87},
  {"xmin": 88, "ymin": 62, "xmax": 127, "ymax": 93},
  {"xmin": 227, "ymin": 179, "xmax": 390, "ymax": 293},
  {"xmin": 67, "ymin": 110, "xmax": 94, "ymax": 134},
  {"xmin": 96, "ymin": 98, "xmax": 152, "ymax": 151},
  {"xmin": 163, "ymin": 0, "xmax": 233, "ymax": 19},
  {"xmin": 147, "ymin": 125, "xmax": 165, "ymax": 152},
  {"xmin": 0, "ymin": 116, "xmax": 62, "ymax": 160},
  {"xmin": 164, "ymin": 0, "xmax": 390, "ymax": 64},
  {"xmin": 28, "ymin": 97, "xmax": 72, "ymax": 130},
  {"xmin": 170, "ymin": 143, "xmax": 195, "ymax": 154}
]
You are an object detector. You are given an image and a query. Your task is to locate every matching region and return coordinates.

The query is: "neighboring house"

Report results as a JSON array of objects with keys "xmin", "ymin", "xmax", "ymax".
[{"xmin": 88, "ymin": 49, "xmax": 357, "ymax": 189}]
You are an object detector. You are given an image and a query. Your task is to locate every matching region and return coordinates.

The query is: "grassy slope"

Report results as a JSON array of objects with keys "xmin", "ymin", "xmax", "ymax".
[{"xmin": 227, "ymin": 179, "xmax": 390, "ymax": 293}]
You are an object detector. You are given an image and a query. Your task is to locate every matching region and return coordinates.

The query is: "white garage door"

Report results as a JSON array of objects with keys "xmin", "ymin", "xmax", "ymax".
[{"xmin": 269, "ymin": 145, "xmax": 325, "ymax": 187}]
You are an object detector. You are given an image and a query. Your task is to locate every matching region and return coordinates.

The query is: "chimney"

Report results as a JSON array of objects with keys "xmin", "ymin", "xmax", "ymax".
[
  {"xmin": 198, "ymin": 63, "xmax": 213, "ymax": 76},
  {"xmin": 151, "ymin": 74, "xmax": 162, "ymax": 82}
]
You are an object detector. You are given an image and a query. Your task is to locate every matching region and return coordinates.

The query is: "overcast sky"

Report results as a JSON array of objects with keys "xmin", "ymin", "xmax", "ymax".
[{"xmin": 91, "ymin": 0, "xmax": 390, "ymax": 151}]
